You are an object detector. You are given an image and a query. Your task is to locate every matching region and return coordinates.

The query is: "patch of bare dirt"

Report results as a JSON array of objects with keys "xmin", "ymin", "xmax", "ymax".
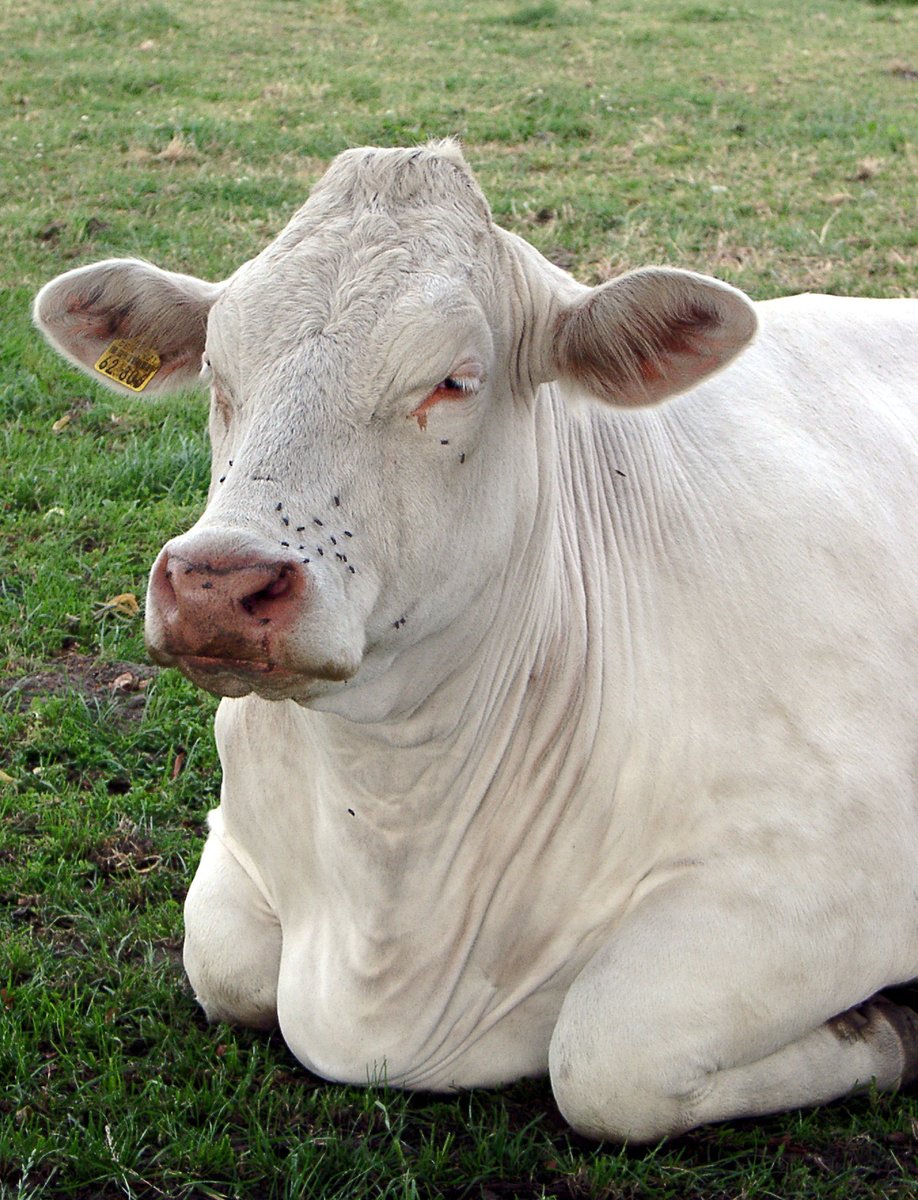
[
  {"xmin": 1, "ymin": 653, "xmax": 159, "ymax": 717},
  {"xmin": 88, "ymin": 821, "xmax": 162, "ymax": 878}
]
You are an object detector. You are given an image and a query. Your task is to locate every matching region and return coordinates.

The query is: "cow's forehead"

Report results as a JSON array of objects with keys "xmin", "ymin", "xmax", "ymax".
[{"xmin": 214, "ymin": 235, "xmax": 487, "ymax": 370}]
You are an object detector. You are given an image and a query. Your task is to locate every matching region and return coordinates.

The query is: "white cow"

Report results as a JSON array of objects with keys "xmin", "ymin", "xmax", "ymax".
[{"xmin": 34, "ymin": 142, "xmax": 918, "ymax": 1143}]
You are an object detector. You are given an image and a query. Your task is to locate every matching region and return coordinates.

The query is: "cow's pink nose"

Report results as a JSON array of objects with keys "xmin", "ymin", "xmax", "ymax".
[{"xmin": 147, "ymin": 545, "xmax": 308, "ymax": 664}]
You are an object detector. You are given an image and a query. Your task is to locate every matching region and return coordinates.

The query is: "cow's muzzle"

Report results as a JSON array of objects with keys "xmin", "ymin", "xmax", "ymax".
[
  {"xmin": 145, "ymin": 523, "xmax": 366, "ymax": 699},
  {"xmin": 146, "ymin": 530, "xmax": 331, "ymax": 690}
]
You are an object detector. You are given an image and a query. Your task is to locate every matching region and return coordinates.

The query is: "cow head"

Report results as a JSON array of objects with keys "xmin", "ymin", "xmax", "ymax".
[{"xmin": 34, "ymin": 141, "xmax": 756, "ymax": 717}]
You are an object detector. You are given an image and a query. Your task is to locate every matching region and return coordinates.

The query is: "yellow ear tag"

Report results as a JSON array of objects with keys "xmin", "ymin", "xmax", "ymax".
[{"xmin": 94, "ymin": 339, "xmax": 161, "ymax": 392}]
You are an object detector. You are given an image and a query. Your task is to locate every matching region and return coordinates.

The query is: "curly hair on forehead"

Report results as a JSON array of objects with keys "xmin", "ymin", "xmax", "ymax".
[{"xmin": 302, "ymin": 138, "xmax": 492, "ymax": 226}]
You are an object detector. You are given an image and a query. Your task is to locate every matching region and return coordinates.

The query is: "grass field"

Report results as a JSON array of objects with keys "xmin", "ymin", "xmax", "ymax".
[{"xmin": 2, "ymin": 0, "xmax": 917, "ymax": 1196}]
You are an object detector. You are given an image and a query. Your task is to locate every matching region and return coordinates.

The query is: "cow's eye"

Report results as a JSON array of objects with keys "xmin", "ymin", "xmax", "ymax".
[
  {"xmin": 408, "ymin": 366, "xmax": 483, "ymax": 427},
  {"xmin": 435, "ymin": 375, "xmax": 478, "ymax": 395},
  {"xmin": 200, "ymin": 355, "xmax": 213, "ymax": 379}
]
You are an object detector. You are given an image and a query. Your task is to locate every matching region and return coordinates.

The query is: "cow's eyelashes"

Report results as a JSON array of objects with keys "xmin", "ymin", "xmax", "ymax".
[
  {"xmin": 439, "ymin": 376, "xmax": 477, "ymax": 393},
  {"xmin": 422, "ymin": 375, "xmax": 481, "ymax": 404},
  {"xmin": 436, "ymin": 372, "xmax": 480, "ymax": 391}
]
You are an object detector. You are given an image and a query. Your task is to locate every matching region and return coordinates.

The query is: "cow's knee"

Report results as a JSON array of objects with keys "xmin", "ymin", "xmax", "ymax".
[
  {"xmin": 548, "ymin": 924, "xmax": 715, "ymax": 1143},
  {"xmin": 548, "ymin": 1011, "xmax": 694, "ymax": 1144},
  {"xmin": 183, "ymin": 820, "xmax": 282, "ymax": 1031}
]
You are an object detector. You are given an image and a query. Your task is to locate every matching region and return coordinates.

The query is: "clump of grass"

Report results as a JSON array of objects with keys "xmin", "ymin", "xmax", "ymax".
[
  {"xmin": 677, "ymin": 4, "xmax": 737, "ymax": 20},
  {"xmin": 502, "ymin": 1, "xmax": 563, "ymax": 27}
]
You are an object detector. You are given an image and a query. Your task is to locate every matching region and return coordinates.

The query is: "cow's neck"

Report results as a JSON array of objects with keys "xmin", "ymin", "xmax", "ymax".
[{"xmin": 304, "ymin": 520, "xmax": 567, "ymax": 826}]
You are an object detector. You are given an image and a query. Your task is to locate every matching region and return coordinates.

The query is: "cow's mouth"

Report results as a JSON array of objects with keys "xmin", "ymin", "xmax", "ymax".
[
  {"xmin": 151, "ymin": 647, "xmax": 357, "ymax": 702},
  {"xmin": 157, "ymin": 652, "xmax": 293, "ymax": 699},
  {"xmin": 181, "ymin": 654, "xmax": 286, "ymax": 675}
]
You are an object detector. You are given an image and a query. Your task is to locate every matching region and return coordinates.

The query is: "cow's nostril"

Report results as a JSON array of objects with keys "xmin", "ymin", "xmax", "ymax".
[
  {"xmin": 263, "ymin": 574, "xmax": 292, "ymax": 600},
  {"xmin": 240, "ymin": 568, "xmax": 294, "ymax": 616}
]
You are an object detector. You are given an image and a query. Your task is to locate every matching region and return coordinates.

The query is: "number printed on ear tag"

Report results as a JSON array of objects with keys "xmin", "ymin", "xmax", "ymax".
[{"xmin": 94, "ymin": 339, "xmax": 161, "ymax": 392}]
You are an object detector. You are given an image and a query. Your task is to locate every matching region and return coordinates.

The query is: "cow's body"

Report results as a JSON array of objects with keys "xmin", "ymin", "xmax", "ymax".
[{"xmin": 34, "ymin": 143, "xmax": 918, "ymax": 1141}]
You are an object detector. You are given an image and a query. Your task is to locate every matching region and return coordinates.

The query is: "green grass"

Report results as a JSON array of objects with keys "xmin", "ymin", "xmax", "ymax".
[{"xmin": 2, "ymin": 0, "xmax": 917, "ymax": 1195}]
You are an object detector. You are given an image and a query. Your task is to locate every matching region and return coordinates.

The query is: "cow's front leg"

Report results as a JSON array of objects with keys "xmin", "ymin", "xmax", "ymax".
[
  {"xmin": 183, "ymin": 809, "xmax": 282, "ymax": 1031},
  {"xmin": 548, "ymin": 873, "xmax": 918, "ymax": 1143}
]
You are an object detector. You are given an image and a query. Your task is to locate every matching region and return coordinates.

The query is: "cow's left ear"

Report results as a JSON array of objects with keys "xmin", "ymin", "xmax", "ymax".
[
  {"xmin": 545, "ymin": 267, "xmax": 757, "ymax": 407},
  {"xmin": 33, "ymin": 258, "xmax": 223, "ymax": 396}
]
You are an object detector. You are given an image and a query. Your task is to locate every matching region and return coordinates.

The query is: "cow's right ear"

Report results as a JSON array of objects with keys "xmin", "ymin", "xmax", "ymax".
[
  {"xmin": 541, "ymin": 267, "xmax": 757, "ymax": 408},
  {"xmin": 33, "ymin": 258, "xmax": 222, "ymax": 396}
]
